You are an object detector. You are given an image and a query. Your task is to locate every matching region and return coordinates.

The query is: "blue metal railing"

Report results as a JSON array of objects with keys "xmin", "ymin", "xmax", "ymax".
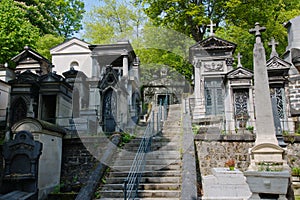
[{"xmin": 123, "ymin": 102, "xmax": 166, "ymax": 199}]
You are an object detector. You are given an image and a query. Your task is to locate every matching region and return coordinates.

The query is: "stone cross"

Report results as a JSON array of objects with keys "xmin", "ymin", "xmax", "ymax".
[
  {"xmin": 208, "ymin": 20, "xmax": 216, "ymax": 36},
  {"xmin": 268, "ymin": 37, "xmax": 279, "ymax": 58},
  {"xmin": 249, "ymin": 22, "xmax": 278, "ymax": 145},
  {"xmin": 249, "ymin": 22, "xmax": 266, "ymax": 43},
  {"xmin": 237, "ymin": 52, "xmax": 243, "ymax": 68}
]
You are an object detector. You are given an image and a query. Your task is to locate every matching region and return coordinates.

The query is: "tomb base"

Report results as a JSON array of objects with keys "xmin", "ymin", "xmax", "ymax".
[
  {"xmin": 244, "ymin": 170, "xmax": 290, "ymax": 200},
  {"xmin": 247, "ymin": 143, "xmax": 289, "ymax": 171}
]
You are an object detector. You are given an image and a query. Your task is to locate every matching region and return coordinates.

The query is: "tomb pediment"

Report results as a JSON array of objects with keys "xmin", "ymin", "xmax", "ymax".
[
  {"xmin": 190, "ymin": 36, "xmax": 236, "ymax": 51},
  {"xmin": 267, "ymin": 56, "xmax": 291, "ymax": 71},
  {"xmin": 266, "ymin": 56, "xmax": 291, "ymax": 78},
  {"xmin": 40, "ymin": 72, "xmax": 65, "ymax": 83},
  {"xmin": 227, "ymin": 67, "xmax": 253, "ymax": 79},
  {"xmin": 12, "ymin": 46, "xmax": 51, "ymax": 75},
  {"xmin": 50, "ymin": 37, "xmax": 91, "ymax": 54},
  {"xmin": 9, "ymin": 70, "xmax": 39, "ymax": 84}
]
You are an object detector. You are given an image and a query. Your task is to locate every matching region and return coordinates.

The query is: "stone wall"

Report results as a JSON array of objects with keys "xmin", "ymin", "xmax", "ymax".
[
  {"xmin": 61, "ymin": 138, "xmax": 99, "ymax": 192},
  {"xmin": 195, "ymin": 136, "xmax": 255, "ymax": 176},
  {"xmin": 195, "ymin": 135, "xmax": 300, "ymax": 176},
  {"xmin": 285, "ymin": 136, "xmax": 300, "ymax": 168}
]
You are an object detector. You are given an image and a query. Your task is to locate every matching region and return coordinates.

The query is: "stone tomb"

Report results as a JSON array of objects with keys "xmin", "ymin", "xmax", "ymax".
[
  {"xmin": 11, "ymin": 118, "xmax": 66, "ymax": 199},
  {"xmin": 0, "ymin": 130, "xmax": 42, "ymax": 200}
]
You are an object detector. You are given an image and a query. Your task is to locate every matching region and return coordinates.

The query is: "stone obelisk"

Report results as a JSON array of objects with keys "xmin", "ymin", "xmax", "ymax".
[
  {"xmin": 248, "ymin": 22, "xmax": 288, "ymax": 170},
  {"xmin": 249, "ymin": 22, "xmax": 278, "ymax": 145}
]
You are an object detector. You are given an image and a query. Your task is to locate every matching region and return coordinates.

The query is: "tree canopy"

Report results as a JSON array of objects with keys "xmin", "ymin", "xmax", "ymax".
[
  {"xmin": 83, "ymin": 0, "xmax": 144, "ymax": 44},
  {"xmin": 0, "ymin": 0, "xmax": 85, "ymax": 64},
  {"xmin": 136, "ymin": 0, "xmax": 300, "ymax": 69}
]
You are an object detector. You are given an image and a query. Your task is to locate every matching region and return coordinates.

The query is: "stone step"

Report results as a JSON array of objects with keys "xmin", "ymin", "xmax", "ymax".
[
  {"xmin": 109, "ymin": 170, "xmax": 181, "ymax": 178},
  {"xmin": 102, "ymin": 183, "xmax": 180, "ymax": 190},
  {"xmin": 120, "ymin": 145, "xmax": 180, "ymax": 152},
  {"xmin": 112, "ymin": 159, "xmax": 181, "ymax": 166},
  {"xmin": 99, "ymin": 198, "xmax": 179, "ymax": 200},
  {"xmin": 112, "ymin": 151, "xmax": 181, "ymax": 160},
  {"xmin": 100, "ymin": 190, "xmax": 180, "ymax": 198},
  {"xmin": 111, "ymin": 163, "xmax": 181, "ymax": 172},
  {"xmin": 106, "ymin": 176, "xmax": 181, "ymax": 184}
]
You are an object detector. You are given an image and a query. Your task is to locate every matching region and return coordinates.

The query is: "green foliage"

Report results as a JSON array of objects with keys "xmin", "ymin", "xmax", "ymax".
[
  {"xmin": 258, "ymin": 161, "xmax": 283, "ymax": 172},
  {"xmin": 292, "ymin": 167, "xmax": 300, "ymax": 176},
  {"xmin": 216, "ymin": 0, "xmax": 300, "ymax": 69},
  {"xmin": 14, "ymin": 0, "xmax": 85, "ymax": 37},
  {"xmin": 121, "ymin": 132, "xmax": 135, "ymax": 144},
  {"xmin": 52, "ymin": 0, "xmax": 85, "ymax": 38},
  {"xmin": 246, "ymin": 126, "xmax": 254, "ymax": 132},
  {"xmin": 296, "ymin": 126, "xmax": 300, "ymax": 135},
  {"xmin": 192, "ymin": 124, "xmax": 200, "ymax": 135},
  {"xmin": 0, "ymin": 0, "xmax": 84, "ymax": 64},
  {"xmin": 136, "ymin": 0, "xmax": 300, "ymax": 71},
  {"xmin": 35, "ymin": 34, "xmax": 65, "ymax": 60},
  {"xmin": 83, "ymin": 0, "xmax": 143, "ymax": 44},
  {"xmin": 0, "ymin": 0, "xmax": 40, "ymax": 64}
]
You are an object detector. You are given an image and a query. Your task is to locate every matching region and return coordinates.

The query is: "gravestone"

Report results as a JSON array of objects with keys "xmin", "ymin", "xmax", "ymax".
[
  {"xmin": 1, "ymin": 130, "xmax": 42, "ymax": 199},
  {"xmin": 244, "ymin": 23, "xmax": 290, "ymax": 200},
  {"xmin": 11, "ymin": 118, "xmax": 66, "ymax": 199}
]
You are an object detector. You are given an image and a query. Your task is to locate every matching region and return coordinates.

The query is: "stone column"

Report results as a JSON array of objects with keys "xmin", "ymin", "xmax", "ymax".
[
  {"xmin": 122, "ymin": 50, "xmax": 129, "ymax": 77},
  {"xmin": 194, "ymin": 59, "xmax": 201, "ymax": 99},
  {"xmin": 91, "ymin": 55, "xmax": 99, "ymax": 79},
  {"xmin": 250, "ymin": 23, "xmax": 278, "ymax": 145}
]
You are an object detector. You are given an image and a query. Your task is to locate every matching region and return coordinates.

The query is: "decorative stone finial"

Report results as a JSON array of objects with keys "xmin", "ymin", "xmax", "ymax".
[
  {"xmin": 208, "ymin": 20, "xmax": 216, "ymax": 36},
  {"xmin": 249, "ymin": 22, "xmax": 266, "ymax": 43},
  {"xmin": 237, "ymin": 52, "xmax": 243, "ymax": 68},
  {"xmin": 268, "ymin": 37, "xmax": 279, "ymax": 58}
]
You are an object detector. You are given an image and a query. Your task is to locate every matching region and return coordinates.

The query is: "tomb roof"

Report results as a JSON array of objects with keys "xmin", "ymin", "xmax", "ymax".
[
  {"xmin": 190, "ymin": 36, "xmax": 236, "ymax": 51},
  {"xmin": 11, "ymin": 117, "xmax": 66, "ymax": 136}
]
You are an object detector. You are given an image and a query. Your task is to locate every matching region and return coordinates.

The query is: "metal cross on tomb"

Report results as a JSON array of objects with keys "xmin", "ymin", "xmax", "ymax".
[
  {"xmin": 249, "ymin": 22, "xmax": 266, "ymax": 43},
  {"xmin": 268, "ymin": 37, "xmax": 279, "ymax": 58},
  {"xmin": 208, "ymin": 20, "xmax": 216, "ymax": 36},
  {"xmin": 237, "ymin": 52, "xmax": 243, "ymax": 68}
]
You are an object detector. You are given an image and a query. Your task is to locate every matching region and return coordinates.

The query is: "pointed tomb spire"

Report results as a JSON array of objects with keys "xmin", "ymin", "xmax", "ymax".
[{"xmin": 268, "ymin": 37, "xmax": 279, "ymax": 58}]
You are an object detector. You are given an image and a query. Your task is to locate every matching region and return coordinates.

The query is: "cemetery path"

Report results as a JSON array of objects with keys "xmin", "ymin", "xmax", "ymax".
[{"xmin": 97, "ymin": 104, "xmax": 191, "ymax": 200}]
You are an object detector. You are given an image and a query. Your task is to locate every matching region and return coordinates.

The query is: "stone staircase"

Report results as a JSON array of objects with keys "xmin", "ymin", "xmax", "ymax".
[{"xmin": 98, "ymin": 104, "xmax": 183, "ymax": 200}]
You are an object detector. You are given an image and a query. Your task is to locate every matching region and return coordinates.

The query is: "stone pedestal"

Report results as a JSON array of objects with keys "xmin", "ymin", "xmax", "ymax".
[
  {"xmin": 202, "ymin": 168, "xmax": 251, "ymax": 200},
  {"xmin": 244, "ymin": 170, "xmax": 290, "ymax": 200}
]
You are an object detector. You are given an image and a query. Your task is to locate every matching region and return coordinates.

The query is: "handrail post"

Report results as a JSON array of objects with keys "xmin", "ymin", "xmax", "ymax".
[
  {"xmin": 151, "ymin": 111, "xmax": 154, "ymax": 133},
  {"xmin": 157, "ymin": 113, "xmax": 159, "ymax": 133},
  {"xmin": 124, "ymin": 179, "xmax": 128, "ymax": 200}
]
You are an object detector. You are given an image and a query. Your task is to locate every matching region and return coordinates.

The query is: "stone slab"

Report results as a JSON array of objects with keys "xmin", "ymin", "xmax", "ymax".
[{"xmin": 202, "ymin": 168, "xmax": 251, "ymax": 200}]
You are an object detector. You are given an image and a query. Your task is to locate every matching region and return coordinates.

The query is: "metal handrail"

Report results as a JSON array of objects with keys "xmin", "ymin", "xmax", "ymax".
[
  {"xmin": 123, "ymin": 113, "xmax": 153, "ymax": 199},
  {"xmin": 123, "ymin": 103, "xmax": 166, "ymax": 199}
]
